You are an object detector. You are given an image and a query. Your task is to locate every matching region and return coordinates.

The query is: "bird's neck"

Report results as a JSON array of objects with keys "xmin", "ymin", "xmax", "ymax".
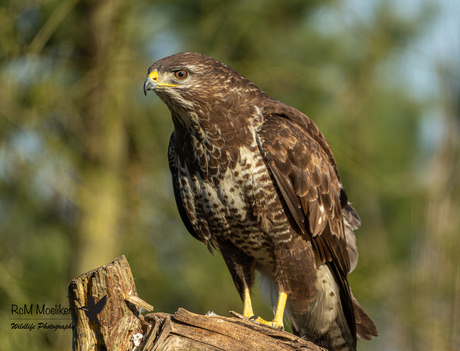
[
  {"xmin": 172, "ymin": 109, "xmax": 226, "ymax": 153},
  {"xmin": 171, "ymin": 108, "xmax": 257, "ymax": 181},
  {"xmin": 169, "ymin": 93, "xmax": 266, "ymax": 177}
]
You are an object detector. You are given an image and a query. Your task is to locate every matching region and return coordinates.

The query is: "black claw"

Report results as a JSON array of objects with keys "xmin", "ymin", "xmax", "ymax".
[{"xmin": 249, "ymin": 315, "xmax": 259, "ymax": 321}]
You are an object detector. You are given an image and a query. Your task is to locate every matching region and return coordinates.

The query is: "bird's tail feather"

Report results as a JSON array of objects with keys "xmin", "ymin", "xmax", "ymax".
[
  {"xmin": 282, "ymin": 262, "xmax": 357, "ymax": 351},
  {"xmin": 286, "ymin": 291, "xmax": 378, "ymax": 351},
  {"xmin": 258, "ymin": 265, "xmax": 377, "ymax": 351},
  {"xmin": 352, "ymin": 293, "xmax": 378, "ymax": 340},
  {"xmin": 288, "ymin": 300, "xmax": 356, "ymax": 351}
]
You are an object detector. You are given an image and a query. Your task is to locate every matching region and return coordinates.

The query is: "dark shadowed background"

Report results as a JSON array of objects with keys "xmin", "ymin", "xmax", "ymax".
[{"xmin": 1, "ymin": 0, "xmax": 459, "ymax": 350}]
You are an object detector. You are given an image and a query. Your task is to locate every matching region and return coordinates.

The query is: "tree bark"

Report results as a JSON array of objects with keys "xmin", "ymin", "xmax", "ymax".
[
  {"xmin": 68, "ymin": 256, "xmax": 326, "ymax": 351},
  {"xmin": 68, "ymin": 255, "xmax": 153, "ymax": 351}
]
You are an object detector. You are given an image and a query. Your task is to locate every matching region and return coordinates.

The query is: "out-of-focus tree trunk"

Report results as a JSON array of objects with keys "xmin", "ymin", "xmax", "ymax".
[
  {"xmin": 418, "ymin": 70, "xmax": 460, "ymax": 351},
  {"xmin": 73, "ymin": 0, "xmax": 127, "ymax": 275}
]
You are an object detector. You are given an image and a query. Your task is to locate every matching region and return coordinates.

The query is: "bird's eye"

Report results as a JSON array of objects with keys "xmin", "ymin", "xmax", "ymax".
[{"xmin": 174, "ymin": 70, "xmax": 188, "ymax": 80}]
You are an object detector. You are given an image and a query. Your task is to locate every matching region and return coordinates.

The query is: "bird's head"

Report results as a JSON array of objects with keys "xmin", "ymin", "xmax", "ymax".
[
  {"xmin": 78, "ymin": 306, "xmax": 90, "ymax": 312},
  {"xmin": 144, "ymin": 52, "xmax": 260, "ymax": 115}
]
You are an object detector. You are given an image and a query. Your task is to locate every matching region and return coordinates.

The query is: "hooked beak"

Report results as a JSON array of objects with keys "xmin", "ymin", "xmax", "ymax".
[
  {"xmin": 143, "ymin": 76, "xmax": 155, "ymax": 96},
  {"xmin": 143, "ymin": 70, "xmax": 177, "ymax": 96}
]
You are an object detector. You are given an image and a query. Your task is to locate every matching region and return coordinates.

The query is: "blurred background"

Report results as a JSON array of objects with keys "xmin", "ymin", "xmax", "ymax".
[{"xmin": 0, "ymin": 0, "xmax": 459, "ymax": 350}]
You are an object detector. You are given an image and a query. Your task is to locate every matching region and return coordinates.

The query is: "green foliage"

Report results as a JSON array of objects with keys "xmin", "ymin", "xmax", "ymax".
[{"xmin": 0, "ymin": 0, "xmax": 459, "ymax": 350}]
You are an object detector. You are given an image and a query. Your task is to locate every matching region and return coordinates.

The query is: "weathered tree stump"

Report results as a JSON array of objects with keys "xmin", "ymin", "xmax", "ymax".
[
  {"xmin": 68, "ymin": 255, "xmax": 153, "ymax": 350},
  {"xmin": 68, "ymin": 256, "xmax": 325, "ymax": 351}
]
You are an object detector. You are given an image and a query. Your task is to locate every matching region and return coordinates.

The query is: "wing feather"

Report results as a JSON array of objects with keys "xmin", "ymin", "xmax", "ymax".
[
  {"xmin": 256, "ymin": 113, "xmax": 356, "ymax": 342},
  {"xmin": 266, "ymin": 157, "xmax": 306, "ymax": 231}
]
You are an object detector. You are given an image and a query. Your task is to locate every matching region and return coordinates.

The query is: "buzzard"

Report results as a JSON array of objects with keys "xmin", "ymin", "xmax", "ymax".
[{"xmin": 144, "ymin": 52, "xmax": 377, "ymax": 351}]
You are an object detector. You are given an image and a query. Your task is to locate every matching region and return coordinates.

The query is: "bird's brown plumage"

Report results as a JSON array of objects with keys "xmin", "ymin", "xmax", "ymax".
[{"xmin": 144, "ymin": 52, "xmax": 377, "ymax": 351}]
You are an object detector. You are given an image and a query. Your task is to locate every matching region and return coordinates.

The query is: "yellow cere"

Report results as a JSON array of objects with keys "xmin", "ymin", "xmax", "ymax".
[
  {"xmin": 148, "ymin": 70, "xmax": 159, "ymax": 80},
  {"xmin": 148, "ymin": 70, "xmax": 177, "ymax": 87}
]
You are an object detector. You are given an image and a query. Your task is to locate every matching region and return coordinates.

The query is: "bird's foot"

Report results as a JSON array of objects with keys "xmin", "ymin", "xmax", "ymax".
[{"xmin": 249, "ymin": 315, "xmax": 284, "ymax": 330}]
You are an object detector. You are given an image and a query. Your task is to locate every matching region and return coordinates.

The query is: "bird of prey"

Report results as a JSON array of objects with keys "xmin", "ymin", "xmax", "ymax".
[
  {"xmin": 144, "ymin": 52, "xmax": 377, "ymax": 350},
  {"xmin": 78, "ymin": 295, "xmax": 108, "ymax": 327}
]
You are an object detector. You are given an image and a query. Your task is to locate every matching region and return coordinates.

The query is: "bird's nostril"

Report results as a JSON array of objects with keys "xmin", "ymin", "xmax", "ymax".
[{"xmin": 148, "ymin": 70, "xmax": 159, "ymax": 81}]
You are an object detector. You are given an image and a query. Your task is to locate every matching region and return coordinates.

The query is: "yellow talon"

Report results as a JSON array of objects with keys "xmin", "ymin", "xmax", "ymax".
[
  {"xmin": 242, "ymin": 287, "xmax": 287, "ymax": 330},
  {"xmin": 249, "ymin": 316, "xmax": 284, "ymax": 330}
]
